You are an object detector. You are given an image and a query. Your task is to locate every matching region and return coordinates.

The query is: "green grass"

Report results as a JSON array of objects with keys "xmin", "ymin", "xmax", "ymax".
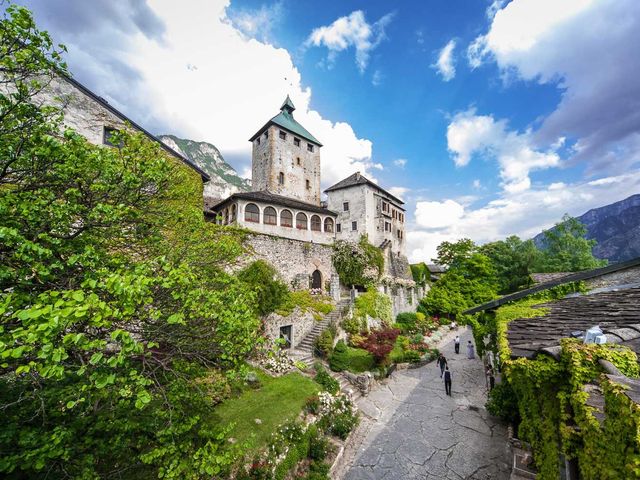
[
  {"xmin": 213, "ymin": 370, "xmax": 319, "ymax": 453},
  {"xmin": 343, "ymin": 347, "xmax": 375, "ymax": 373}
]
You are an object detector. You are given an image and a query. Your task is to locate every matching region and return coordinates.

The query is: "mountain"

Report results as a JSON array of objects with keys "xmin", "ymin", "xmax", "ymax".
[
  {"xmin": 159, "ymin": 134, "xmax": 251, "ymax": 199},
  {"xmin": 533, "ymin": 194, "xmax": 640, "ymax": 263}
]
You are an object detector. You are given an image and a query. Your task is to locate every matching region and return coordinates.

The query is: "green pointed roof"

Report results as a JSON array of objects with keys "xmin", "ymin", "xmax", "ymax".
[{"xmin": 249, "ymin": 96, "xmax": 322, "ymax": 146}]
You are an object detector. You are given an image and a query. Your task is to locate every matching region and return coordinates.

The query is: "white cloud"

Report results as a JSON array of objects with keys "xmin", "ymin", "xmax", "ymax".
[
  {"xmin": 305, "ymin": 10, "xmax": 394, "ymax": 72},
  {"xmin": 393, "ymin": 158, "xmax": 407, "ymax": 168},
  {"xmin": 432, "ymin": 39, "xmax": 456, "ymax": 81},
  {"xmin": 446, "ymin": 109, "xmax": 560, "ymax": 193},
  {"xmin": 472, "ymin": 179, "xmax": 482, "ymax": 189},
  {"xmin": 415, "ymin": 199, "xmax": 465, "ymax": 229},
  {"xmin": 467, "ymin": 0, "xmax": 640, "ymax": 175},
  {"xmin": 406, "ymin": 171, "xmax": 640, "ymax": 262},
  {"xmin": 388, "ymin": 186, "xmax": 409, "ymax": 199},
  {"xmin": 371, "ymin": 69, "xmax": 383, "ymax": 86},
  {"xmin": 227, "ymin": 1, "xmax": 284, "ymax": 43}
]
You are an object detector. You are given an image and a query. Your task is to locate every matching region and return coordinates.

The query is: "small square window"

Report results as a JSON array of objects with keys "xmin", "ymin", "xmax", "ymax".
[
  {"xmin": 306, "ymin": 179, "xmax": 311, "ymax": 190},
  {"xmin": 352, "ymin": 221, "xmax": 357, "ymax": 231},
  {"xmin": 343, "ymin": 202, "xmax": 349, "ymax": 212},
  {"xmin": 307, "ymin": 143, "xmax": 314, "ymax": 152},
  {"xmin": 294, "ymin": 137, "xmax": 300, "ymax": 147},
  {"xmin": 279, "ymin": 130, "xmax": 287, "ymax": 140},
  {"xmin": 278, "ymin": 172, "xmax": 285, "ymax": 185},
  {"xmin": 103, "ymin": 126, "xmax": 122, "ymax": 147},
  {"xmin": 336, "ymin": 223, "xmax": 341, "ymax": 233},
  {"xmin": 296, "ymin": 157, "xmax": 301, "ymax": 165}
]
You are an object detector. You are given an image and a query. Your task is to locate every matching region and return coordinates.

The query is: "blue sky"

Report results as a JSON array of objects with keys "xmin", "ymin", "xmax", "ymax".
[{"xmin": 16, "ymin": 0, "xmax": 640, "ymax": 261}]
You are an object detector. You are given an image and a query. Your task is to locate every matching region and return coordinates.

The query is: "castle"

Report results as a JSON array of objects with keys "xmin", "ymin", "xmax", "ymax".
[{"xmin": 208, "ymin": 96, "xmax": 409, "ymax": 283}]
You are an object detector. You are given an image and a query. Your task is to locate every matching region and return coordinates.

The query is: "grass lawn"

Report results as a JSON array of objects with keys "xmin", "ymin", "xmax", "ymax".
[{"xmin": 213, "ymin": 369, "xmax": 319, "ymax": 453}]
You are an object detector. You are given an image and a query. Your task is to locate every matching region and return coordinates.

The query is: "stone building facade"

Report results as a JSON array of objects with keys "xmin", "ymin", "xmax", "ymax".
[
  {"xmin": 32, "ymin": 74, "xmax": 209, "ymax": 182},
  {"xmin": 325, "ymin": 172, "xmax": 407, "ymax": 257}
]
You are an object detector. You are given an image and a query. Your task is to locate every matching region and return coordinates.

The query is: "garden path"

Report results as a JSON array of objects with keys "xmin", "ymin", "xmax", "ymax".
[{"xmin": 337, "ymin": 327, "xmax": 511, "ymax": 480}]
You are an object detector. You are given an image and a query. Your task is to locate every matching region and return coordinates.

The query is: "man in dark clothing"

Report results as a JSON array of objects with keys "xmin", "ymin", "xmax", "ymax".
[
  {"xmin": 437, "ymin": 353, "xmax": 448, "ymax": 378},
  {"xmin": 444, "ymin": 367, "xmax": 452, "ymax": 396},
  {"xmin": 454, "ymin": 335, "xmax": 460, "ymax": 354}
]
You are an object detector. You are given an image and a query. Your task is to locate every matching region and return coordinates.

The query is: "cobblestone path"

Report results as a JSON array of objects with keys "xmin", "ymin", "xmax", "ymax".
[{"xmin": 339, "ymin": 328, "xmax": 511, "ymax": 480}]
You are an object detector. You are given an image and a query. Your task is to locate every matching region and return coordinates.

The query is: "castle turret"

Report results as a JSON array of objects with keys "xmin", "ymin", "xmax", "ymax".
[{"xmin": 249, "ymin": 96, "xmax": 322, "ymax": 205}]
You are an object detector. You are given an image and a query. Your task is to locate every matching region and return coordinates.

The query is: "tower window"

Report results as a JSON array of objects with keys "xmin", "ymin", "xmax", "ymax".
[
  {"xmin": 294, "ymin": 137, "xmax": 300, "ymax": 147},
  {"xmin": 307, "ymin": 143, "xmax": 314, "ymax": 152},
  {"xmin": 296, "ymin": 157, "xmax": 301, "ymax": 165},
  {"xmin": 306, "ymin": 179, "xmax": 311, "ymax": 190},
  {"xmin": 343, "ymin": 202, "xmax": 349, "ymax": 211},
  {"xmin": 256, "ymin": 137, "xmax": 261, "ymax": 145},
  {"xmin": 278, "ymin": 172, "xmax": 285, "ymax": 185},
  {"xmin": 279, "ymin": 130, "xmax": 287, "ymax": 140},
  {"xmin": 352, "ymin": 221, "xmax": 357, "ymax": 231},
  {"xmin": 385, "ymin": 221, "xmax": 391, "ymax": 232},
  {"xmin": 336, "ymin": 223, "xmax": 341, "ymax": 233}
]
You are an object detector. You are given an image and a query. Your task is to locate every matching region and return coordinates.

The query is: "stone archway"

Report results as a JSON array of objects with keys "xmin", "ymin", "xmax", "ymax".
[{"xmin": 311, "ymin": 269, "xmax": 322, "ymax": 289}]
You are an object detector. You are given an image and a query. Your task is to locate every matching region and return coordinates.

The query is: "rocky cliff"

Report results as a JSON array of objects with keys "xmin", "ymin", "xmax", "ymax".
[
  {"xmin": 159, "ymin": 134, "xmax": 251, "ymax": 200},
  {"xmin": 534, "ymin": 194, "xmax": 640, "ymax": 263}
]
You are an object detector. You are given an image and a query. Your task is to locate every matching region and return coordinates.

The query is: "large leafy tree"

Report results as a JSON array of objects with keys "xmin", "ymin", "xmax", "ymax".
[
  {"xmin": 420, "ymin": 240, "xmax": 498, "ymax": 317},
  {"xmin": 0, "ymin": 5, "xmax": 259, "ymax": 478},
  {"xmin": 480, "ymin": 235, "xmax": 540, "ymax": 294},
  {"xmin": 535, "ymin": 214, "xmax": 607, "ymax": 273}
]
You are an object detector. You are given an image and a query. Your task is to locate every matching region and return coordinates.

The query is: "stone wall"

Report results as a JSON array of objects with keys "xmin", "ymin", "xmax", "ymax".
[
  {"xmin": 586, "ymin": 263, "xmax": 640, "ymax": 290},
  {"xmin": 326, "ymin": 185, "xmax": 370, "ymax": 243},
  {"xmin": 262, "ymin": 308, "xmax": 317, "ymax": 348},
  {"xmin": 379, "ymin": 283, "xmax": 429, "ymax": 318},
  {"xmin": 244, "ymin": 233, "xmax": 338, "ymax": 298}
]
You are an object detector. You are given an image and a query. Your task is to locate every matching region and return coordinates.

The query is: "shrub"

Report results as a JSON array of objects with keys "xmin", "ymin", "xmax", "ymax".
[
  {"xmin": 348, "ymin": 333, "xmax": 366, "ymax": 348},
  {"xmin": 314, "ymin": 366, "xmax": 339, "ymax": 394},
  {"xmin": 238, "ymin": 260, "xmax": 289, "ymax": 316},
  {"xmin": 314, "ymin": 329, "xmax": 335, "ymax": 358},
  {"xmin": 361, "ymin": 327, "xmax": 401, "ymax": 363},
  {"xmin": 328, "ymin": 413, "xmax": 359, "ymax": 440},
  {"xmin": 486, "ymin": 381, "xmax": 519, "ymax": 423},
  {"xmin": 342, "ymin": 315, "xmax": 366, "ymax": 335},
  {"xmin": 308, "ymin": 429, "xmax": 330, "ymax": 461},
  {"xmin": 306, "ymin": 461, "xmax": 330, "ymax": 480},
  {"xmin": 396, "ymin": 312, "xmax": 418, "ymax": 333},
  {"xmin": 305, "ymin": 395, "xmax": 320, "ymax": 415},
  {"xmin": 329, "ymin": 340, "xmax": 349, "ymax": 372},
  {"xmin": 403, "ymin": 350, "xmax": 421, "ymax": 363},
  {"xmin": 354, "ymin": 290, "xmax": 393, "ymax": 325}
]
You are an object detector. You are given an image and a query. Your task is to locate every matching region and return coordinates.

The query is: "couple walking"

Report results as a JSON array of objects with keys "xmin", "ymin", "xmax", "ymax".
[{"xmin": 437, "ymin": 336, "xmax": 477, "ymax": 397}]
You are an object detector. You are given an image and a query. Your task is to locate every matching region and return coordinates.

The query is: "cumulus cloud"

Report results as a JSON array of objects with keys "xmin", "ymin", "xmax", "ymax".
[
  {"xmin": 467, "ymin": 0, "xmax": 640, "ymax": 175},
  {"xmin": 20, "ymin": 0, "xmax": 380, "ymax": 187},
  {"xmin": 432, "ymin": 39, "xmax": 456, "ymax": 81},
  {"xmin": 447, "ymin": 109, "xmax": 560, "ymax": 193},
  {"xmin": 407, "ymin": 171, "xmax": 640, "ymax": 262},
  {"xmin": 415, "ymin": 199, "xmax": 465, "ymax": 229},
  {"xmin": 306, "ymin": 10, "xmax": 394, "ymax": 72},
  {"xmin": 388, "ymin": 187, "xmax": 409, "ymax": 200}
]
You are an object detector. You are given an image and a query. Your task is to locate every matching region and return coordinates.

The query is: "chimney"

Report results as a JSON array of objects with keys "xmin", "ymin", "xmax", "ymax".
[{"xmin": 355, "ymin": 171, "xmax": 361, "ymax": 180}]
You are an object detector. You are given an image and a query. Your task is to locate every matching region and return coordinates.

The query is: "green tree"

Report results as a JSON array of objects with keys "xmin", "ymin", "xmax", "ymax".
[
  {"xmin": 0, "ymin": 5, "xmax": 259, "ymax": 478},
  {"xmin": 433, "ymin": 238, "xmax": 476, "ymax": 267},
  {"xmin": 480, "ymin": 235, "xmax": 540, "ymax": 294},
  {"xmin": 238, "ymin": 260, "xmax": 289, "ymax": 316},
  {"xmin": 535, "ymin": 214, "xmax": 607, "ymax": 273},
  {"xmin": 332, "ymin": 235, "xmax": 384, "ymax": 287}
]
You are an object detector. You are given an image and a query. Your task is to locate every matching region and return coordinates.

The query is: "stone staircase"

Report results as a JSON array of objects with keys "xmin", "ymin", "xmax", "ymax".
[{"xmin": 293, "ymin": 298, "xmax": 350, "ymax": 366}]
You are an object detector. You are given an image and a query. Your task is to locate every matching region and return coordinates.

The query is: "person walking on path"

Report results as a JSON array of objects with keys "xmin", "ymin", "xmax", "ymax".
[
  {"xmin": 467, "ymin": 340, "xmax": 475, "ymax": 359},
  {"xmin": 443, "ymin": 366, "xmax": 452, "ymax": 396},
  {"xmin": 437, "ymin": 353, "xmax": 448, "ymax": 378},
  {"xmin": 454, "ymin": 335, "xmax": 460, "ymax": 354}
]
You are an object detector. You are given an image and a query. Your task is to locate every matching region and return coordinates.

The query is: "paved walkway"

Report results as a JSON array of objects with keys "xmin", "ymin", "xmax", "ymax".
[{"xmin": 339, "ymin": 328, "xmax": 511, "ymax": 480}]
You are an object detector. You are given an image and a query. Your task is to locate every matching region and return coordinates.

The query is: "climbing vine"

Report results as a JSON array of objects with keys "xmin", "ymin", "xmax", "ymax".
[{"xmin": 332, "ymin": 235, "xmax": 384, "ymax": 288}]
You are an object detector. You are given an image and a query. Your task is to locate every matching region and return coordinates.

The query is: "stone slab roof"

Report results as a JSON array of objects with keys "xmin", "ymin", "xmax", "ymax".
[
  {"xmin": 207, "ymin": 190, "xmax": 337, "ymax": 216},
  {"xmin": 464, "ymin": 256, "xmax": 640, "ymax": 315},
  {"xmin": 324, "ymin": 172, "xmax": 405, "ymax": 206},
  {"xmin": 506, "ymin": 287, "xmax": 640, "ymax": 359},
  {"xmin": 530, "ymin": 272, "xmax": 572, "ymax": 285}
]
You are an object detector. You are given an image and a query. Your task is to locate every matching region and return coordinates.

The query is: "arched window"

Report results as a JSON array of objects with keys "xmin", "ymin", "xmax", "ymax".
[
  {"xmin": 224, "ymin": 208, "xmax": 229, "ymax": 225},
  {"xmin": 280, "ymin": 209, "xmax": 293, "ymax": 228},
  {"xmin": 324, "ymin": 217, "xmax": 334, "ymax": 233},
  {"xmin": 311, "ymin": 215, "xmax": 321, "ymax": 231},
  {"xmin": 296, "ymin": 212, "xmax": 308, "ymax": 230},
  {"xmin": 264, "ymin": 206, "xmax": 277, "ymax": 225},
  {"xmin": 230, "ymin": 204, "xmax": 237, "ymax": 222},
  {"xmin": 245, "ymin": 203, "xmax": 260, "ymax": 223},
  {"xmin": 278, "ymin": 172, "xmax": 285, "ymax": 185}
]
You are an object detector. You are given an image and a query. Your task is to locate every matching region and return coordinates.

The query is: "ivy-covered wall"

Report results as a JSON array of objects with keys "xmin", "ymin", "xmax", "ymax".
[{"xmin": 473, "ymin": 287, "xmax": 640, "ymax": 480}]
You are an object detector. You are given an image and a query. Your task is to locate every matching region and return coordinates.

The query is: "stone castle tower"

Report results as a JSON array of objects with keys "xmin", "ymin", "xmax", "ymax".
[{"xmin": 249, "ymin": 96, "xmax": 322, "ymax": 205}]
